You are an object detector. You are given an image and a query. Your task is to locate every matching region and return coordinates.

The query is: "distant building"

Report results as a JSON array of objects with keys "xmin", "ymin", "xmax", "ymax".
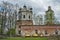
[
  {"xmin": 16, "ymin": 6, "xmax": 60, "ymax": 37},
  {"xmin": 18, "ymin": 5, "xmax": 33, "ymax": 25},
  {"xmin": 33, "ymin": 15, "xmax": 44, "ymax": 25},
  {"xmin": 45, "ymin": 6, "xmax": 55, "ymax": 25}
]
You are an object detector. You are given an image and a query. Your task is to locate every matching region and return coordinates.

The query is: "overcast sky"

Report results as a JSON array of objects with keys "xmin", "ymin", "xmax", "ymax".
[{"xmin": 0, "ymin": 0, "xmax": 60, "ymax": 21}]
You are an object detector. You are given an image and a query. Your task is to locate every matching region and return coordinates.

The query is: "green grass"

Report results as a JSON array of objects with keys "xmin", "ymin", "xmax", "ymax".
[{"xmin": 0, "ymin": 37, "xmax": 48, "ymax": 40}]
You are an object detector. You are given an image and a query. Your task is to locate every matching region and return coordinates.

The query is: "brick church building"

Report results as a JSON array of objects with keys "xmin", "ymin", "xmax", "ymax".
[{"xmin": 16, "ymin": 6, "xmax": 60, "ymax": 37}]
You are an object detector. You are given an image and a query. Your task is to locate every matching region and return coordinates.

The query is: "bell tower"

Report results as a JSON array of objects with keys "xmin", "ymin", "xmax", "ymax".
[
  {"xmin": 18, "ymin": 5, "xmax": 33, "ymax": 25},
  {"xmin": 45, "ymin": 6, "xmax": 55, "ymax": 25}
]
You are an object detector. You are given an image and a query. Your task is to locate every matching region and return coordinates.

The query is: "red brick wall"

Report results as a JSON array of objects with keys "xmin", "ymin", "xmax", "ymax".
[{"xmin": 20, "ymin": 25, "xmax": 60, "ymax": 33}]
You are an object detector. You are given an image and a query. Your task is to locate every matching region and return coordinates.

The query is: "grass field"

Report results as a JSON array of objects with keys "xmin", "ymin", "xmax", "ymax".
[{"xmin": 0, "ymin": 37, "xmax": 48, "ymax": 40}]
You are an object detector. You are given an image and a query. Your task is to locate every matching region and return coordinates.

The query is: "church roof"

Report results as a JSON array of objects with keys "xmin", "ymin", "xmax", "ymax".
[{"xmin": 46, "ymin": 6, "xmax": 54, "ymax": 12}]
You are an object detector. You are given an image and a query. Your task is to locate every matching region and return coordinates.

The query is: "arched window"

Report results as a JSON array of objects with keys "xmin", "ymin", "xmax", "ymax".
[
  {"xmin": 55, "ymin": 30, "xmax": 58, "ymax": 35},
  {"xmin": 19, "ymin": 26, "xmax": 21, "ymax": 28},
  {"xmin": 45, "ymin": 30, "xmax": 48, "ymax": 35},
  {"xmin": 18, "ymin": 30, "xmax": 21, "ymax": 34},
  {"xmin": 35, "ymin": 30, "xmax": 38, "ymax": 34},
  {"xmin": 23, "ymin": 15, "xmax": 25, "ymax": 18},
  {"xmin": 29, "ymin": 15, "xmax": 30, "ymax": 19}
]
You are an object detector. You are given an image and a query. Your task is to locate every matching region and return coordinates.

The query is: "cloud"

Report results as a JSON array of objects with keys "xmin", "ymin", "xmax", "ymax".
[
  {"xmin": 0, "ymin": 0, "xmax": 60, "ymax": 21},
  {"xmin": 30, "ymin": 0, "xmax": 60, "ymax": 20}
]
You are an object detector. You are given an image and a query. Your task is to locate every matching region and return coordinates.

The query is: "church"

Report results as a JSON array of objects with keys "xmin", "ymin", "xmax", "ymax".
[{"xmin": 16, "ymin": 5, "xmax": 60, "ymax": 37}]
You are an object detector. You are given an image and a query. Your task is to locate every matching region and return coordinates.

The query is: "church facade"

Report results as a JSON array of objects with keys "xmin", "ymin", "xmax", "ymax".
[{"xmin": 16, "ymin": 6, "xmax": 60, "ymax": 37}]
